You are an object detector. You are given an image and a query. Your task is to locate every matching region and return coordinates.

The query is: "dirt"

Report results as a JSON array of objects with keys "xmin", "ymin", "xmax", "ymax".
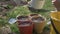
[
  {"xmin": 32, "ymin": 17, "xmax": 44, "ymax": 23},
  {"xmin": 30, "ymin": 14, "xmax": 39, "ymax": 17},
  {"xmin": 17, "ymin": 16, "xmax": 29, "ymax": 21},
  {"xmin": 0, "ymin": 1, "xmax": 15, "ymax": 18}
]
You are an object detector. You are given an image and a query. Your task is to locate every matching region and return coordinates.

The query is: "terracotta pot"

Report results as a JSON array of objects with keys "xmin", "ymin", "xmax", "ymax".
[
  {"xmin": 18, "ymin": 21, "xmax": 33, "ymax": 34},
  {"xmin": 31, "ymin": 16, "xmax": 46, "ymax": 34}
]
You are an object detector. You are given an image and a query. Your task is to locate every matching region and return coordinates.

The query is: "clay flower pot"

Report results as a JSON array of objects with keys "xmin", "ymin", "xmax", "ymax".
[
  {"xmin": 18, "ymin": 21, "xmax": 33, "ymax": 34},
  {"xmin": 31, "ymin": 16, "xmax": 46, "ymax": 34}
]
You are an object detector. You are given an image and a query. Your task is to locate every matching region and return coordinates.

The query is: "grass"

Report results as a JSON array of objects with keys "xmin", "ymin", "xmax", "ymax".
[
  {"xmin": 43, "ymin": 0, "xmax": 54, "ymax": 10},
  {"xmin": 7, "ymin": 6, "xmax": 31, "ymax": 18},
  {"xmin": 0, "ymin": 0, "xmax": 54, "ymax": 34}
]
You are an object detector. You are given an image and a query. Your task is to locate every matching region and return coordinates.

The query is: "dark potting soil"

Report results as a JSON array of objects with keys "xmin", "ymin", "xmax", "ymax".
[
  {"xmin": 30, "ymin": 14, "xmax": 38, "ymax": 17},
  {"xmin": 17, "ymin": 16, "xmax": 29, "ymax": 20},
  {"xmin": 32, "ymin": 17, "xmax": 44, "ymax": 22}
]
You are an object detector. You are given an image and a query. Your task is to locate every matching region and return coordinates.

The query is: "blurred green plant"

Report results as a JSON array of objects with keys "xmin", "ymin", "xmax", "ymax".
[
  {"xmin": 10, "ymin": 24, "xmax": 20, "ymax": 34},
  {"xmin": 43, "ymin": 0, "xmax": 54, "ymax": 10},
  {"xmin": 0, "ymin": 18, "xmax": 8, "ymax": 27},
  {"xmin": 7, "ymin": 6, "xmax": 31, "ymax": 18}
]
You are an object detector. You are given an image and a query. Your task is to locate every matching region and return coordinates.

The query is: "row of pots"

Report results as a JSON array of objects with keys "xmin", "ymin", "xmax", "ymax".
[{"xmin": 16, "ymin": 13, "xmax": 46, "ymax": 34}]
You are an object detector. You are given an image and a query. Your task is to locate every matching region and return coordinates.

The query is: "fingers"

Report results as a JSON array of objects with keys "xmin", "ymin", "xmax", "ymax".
[
  {"xmin": 52, "ymin": 0, "xmax": 56, "ymax": 2},
  {"xmin": 52, "ymin": 0, "xmax": 56, "ymax": 4},
  {"xmin": 52, "ymin": 0, "xmax": 60, "ymax": 11}
]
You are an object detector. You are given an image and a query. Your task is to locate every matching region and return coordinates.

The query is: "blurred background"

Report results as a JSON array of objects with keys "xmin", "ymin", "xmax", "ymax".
[{"xmin": 0, "ymin": 0, "xmax": 55, "ymax": 34}]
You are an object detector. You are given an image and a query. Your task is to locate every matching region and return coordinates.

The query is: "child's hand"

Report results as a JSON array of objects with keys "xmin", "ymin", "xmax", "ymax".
[{"xmin": 52, "ymin": 0, "xmax": 60, "ymax": 11}]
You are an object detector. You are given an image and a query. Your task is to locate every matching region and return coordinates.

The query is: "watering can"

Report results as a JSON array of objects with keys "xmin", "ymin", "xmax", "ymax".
[{"xmin": 50, "ymin": 11, "xmax": 60, "ymax": 34}]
